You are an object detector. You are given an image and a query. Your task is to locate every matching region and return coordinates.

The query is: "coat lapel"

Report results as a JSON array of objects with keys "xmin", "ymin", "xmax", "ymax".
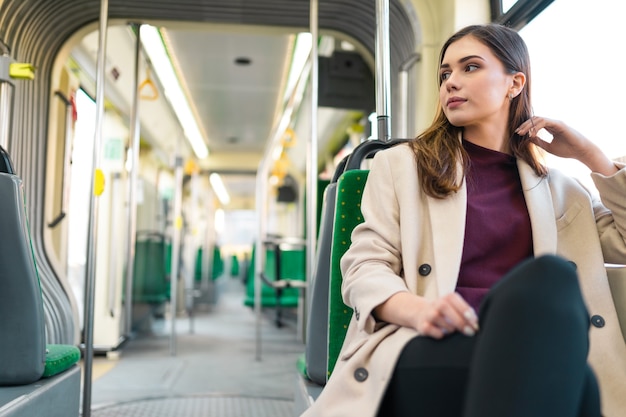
[
  {"xmin": 427, "ymin": 176, "xmax": 467, "ymax": 295},
  {"xmin": 517, "ymin": 160, "xmax": 557, "ymax": 256}
]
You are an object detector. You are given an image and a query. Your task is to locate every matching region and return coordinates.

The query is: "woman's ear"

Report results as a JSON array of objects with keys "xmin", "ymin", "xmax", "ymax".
[{"xmin": 510, "ymin": 72, "xmax": 526, "ymax": 98}]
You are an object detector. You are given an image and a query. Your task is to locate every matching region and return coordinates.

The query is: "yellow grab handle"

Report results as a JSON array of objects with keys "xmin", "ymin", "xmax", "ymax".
[
  {"xmin": 9, "ymin": 63, "xmax": 35, "ymax": 80},
  {"xmin": 94, "ymin": 169, "xmax": 105, "ymax": 196}
]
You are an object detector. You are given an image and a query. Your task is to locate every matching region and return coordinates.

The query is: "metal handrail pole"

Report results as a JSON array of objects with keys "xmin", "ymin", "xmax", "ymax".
[
  {"xmin": 255, "ymin": 57, "xmax": 313, "ymax": 360},
  {"xmin": 108, "ymin": 174, "xmax": 122, "ymax": 316},
  {"xmin": 0, "ymin": 46, "xmax": 14, "ymax": 150},
  {"xmin": 254, "ymin": 155, "xmax": 268, "ymax": 361},
  {"xmin": 376, "ymin": 0, "xmax": 391, "ymax": 141},
  {"xmin": 82, "ymin": 0, "xmax": 109, "ymax": 415},
  {"xmin": 397, "ymin": 53, "xmax": 420, "ymax": 138},
  {"xmin": 124, "ymin": 23, "xmax": 142, "ymax": 336},
  {"xmin": 169, "ymin": 155, "xmax": 184, "ymax": 356},
  {"xmin": 303, "ymin": 0, "xmax": 319, "ymax": 343}
]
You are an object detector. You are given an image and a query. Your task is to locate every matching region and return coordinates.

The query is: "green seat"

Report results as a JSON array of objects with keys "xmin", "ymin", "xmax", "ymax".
[
  {"xmin": 244, "ymin": 246, "xmax": 305, "ymax": 309},
  {"xmin": 43, "ymin": 344, "xmax": 81, "ymax": 378},
  {"xmin": 132, "ymin": 234, "xmax": 169, "ymax": 304},
  {"xmin": 0, "ymin": 146, "xmax": 80, "ymax": 386},
  {"xmin": 195, "ymin": 247, "xmax": 203, "ymax": 282},
  {"xmin": 213, "ymin": 246, "xmax": 224, "ymax": 280},
  {"xmin": 323, "ymin": 138, "xmax": 408, "ymax": 380},
  {"xmin": 230, "ymin": 254, "xmax": 240, "ymax": 277},
  {"xmin": 327, "ymin": 170, "xmax": 369, "ymax": 377}
]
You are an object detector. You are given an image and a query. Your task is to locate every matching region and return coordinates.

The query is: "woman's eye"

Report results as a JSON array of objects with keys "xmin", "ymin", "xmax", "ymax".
[
  {"xmin": 440, "ymin": 72, "xmax": 451, "ymax": 82},
  {"xmin": 465, "ymin": 64, "xmax": 479, "ymax": 72}
]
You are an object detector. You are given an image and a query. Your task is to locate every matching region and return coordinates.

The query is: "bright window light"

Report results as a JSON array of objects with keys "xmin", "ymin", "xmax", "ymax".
[
  {"xmin": 215, "ymin": 209, "xmax": 225, "ymax": 234},
  {"xmin": 210, "ymin": 173, "xmax": 231, "ymax": 205},
  {"xmin": 140, "ymin": 25, "xmax": 209, "ymax": 159},
  {"xmin": 283, "ymin": 32, "xmax": 312, "ymax": 104},
  {"xmin": 368, "ymin": 112, "xmax": 378, "ymax": 140},
  {"xmin": 520, "ymin": 0, "xmax": 626, "ymax": 190},
  {"xmin": 502, "ymin": 0, "xmax": 519, "ymax": 13}
]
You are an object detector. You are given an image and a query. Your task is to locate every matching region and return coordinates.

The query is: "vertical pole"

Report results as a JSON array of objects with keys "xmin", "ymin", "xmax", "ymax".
[
  {"xmin": 254, "ymin": 33, "xmax": 313, "ymax": 360},
  {"xmin": 82, "ymin": 0, "xmax": 109, "ymax": 416},
  {"xmin": 108, "ymin": 173, "xmax": 121, "ymax": 317},
  {"xmin": 397, "ymin": 53, "xmax": 420, "ymax": 139},
  {"xmin": 124, "ymin": 23, "xmax": 142, "ymax": 336},
  {"xmin": 169, "ymin": 155, "xmax": 183, "ymax": 356},
  {"xmin": 0, "ymin": 81, "xmax": 12, "ymax": 150},
  {"xmin": 304, "ymin": 0, "xmax": 319, "ymax": 342},
  {"xmin": 0, "ymin": 43, "xmax": 14, "ymax": 151},
  {"xmin": 375, "ymin": 0, "xmax": 391, "ymax": 141},
  {"xmin": 254, "ymin": 162, "xmax": 267, "ymax": 360}
]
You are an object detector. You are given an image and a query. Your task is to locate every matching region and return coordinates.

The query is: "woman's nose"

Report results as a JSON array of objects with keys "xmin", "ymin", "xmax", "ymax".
[{"xmin": 444, "ymin": 74, "xmax": 459, "ymax": 91}]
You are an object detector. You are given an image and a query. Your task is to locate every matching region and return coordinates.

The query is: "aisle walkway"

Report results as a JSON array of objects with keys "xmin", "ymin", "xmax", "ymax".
[{"xmin": 89, "ymin": 278, "xmax": 305, "ymax": 416}]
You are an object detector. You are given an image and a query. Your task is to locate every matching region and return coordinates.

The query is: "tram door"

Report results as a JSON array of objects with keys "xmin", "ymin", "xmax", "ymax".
[{"xmin": 67, "ymin": 88, "xmax": 128, "ymax": 351}]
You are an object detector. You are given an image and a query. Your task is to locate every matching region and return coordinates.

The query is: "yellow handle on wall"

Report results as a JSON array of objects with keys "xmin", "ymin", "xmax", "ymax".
[
  {"xmin": 9, "ymin": 63, "xmax": 35, "ymax": 80},
  {"xmin": 94, "ymin": 169, "xmax": 105, "ymax": 196}
]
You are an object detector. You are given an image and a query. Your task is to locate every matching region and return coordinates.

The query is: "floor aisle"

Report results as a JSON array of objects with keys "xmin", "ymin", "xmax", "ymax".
[{"xmin": 88, "ymin": 278, "xmax": 305, "ymax": 416}]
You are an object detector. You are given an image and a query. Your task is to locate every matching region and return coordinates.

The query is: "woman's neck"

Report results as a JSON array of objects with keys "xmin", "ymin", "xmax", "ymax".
[{"xmin": 463, "ymin": 122, "xmax": 510, "ymax": 154}]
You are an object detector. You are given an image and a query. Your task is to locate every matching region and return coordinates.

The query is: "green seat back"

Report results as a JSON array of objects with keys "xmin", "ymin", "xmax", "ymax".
[
  {"xmin": 132, "ymin": 238, "xmax": 169, "ymax": 304},
  {"xmin": 327, "ymin": 170, "xmax": 369, "ymax": 378},
  {"xmin": 244, "ymin": 245, "xmax": 306, "ymax": 307},
  {"xmin": 230, "ymin": 254, "xmax": 240, "ymax": 277},
  {"xmin": 213, "ymin": 246, "xmax": 224, "ymax": 280},
  {"xmin": 195, "ymin": 247, "xmax": 203, "ymax": 282}
]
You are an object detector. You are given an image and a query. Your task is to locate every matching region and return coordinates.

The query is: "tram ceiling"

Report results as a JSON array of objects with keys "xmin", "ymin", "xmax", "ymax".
[{"xmin": 0, "ymin": 0, "xmax": 416, "ymax": 209}]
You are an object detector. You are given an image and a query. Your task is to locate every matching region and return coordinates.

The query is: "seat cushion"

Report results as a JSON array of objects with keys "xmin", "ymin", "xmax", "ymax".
[{"xmin": 43, "ymin": 344, "xmax": 81, "ymax": 378}]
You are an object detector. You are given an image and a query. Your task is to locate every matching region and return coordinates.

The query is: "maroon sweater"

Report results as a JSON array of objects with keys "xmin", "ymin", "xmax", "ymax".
[{"xmin": 455, "ymin": 140, "xmax": 533, "ymax": 311}]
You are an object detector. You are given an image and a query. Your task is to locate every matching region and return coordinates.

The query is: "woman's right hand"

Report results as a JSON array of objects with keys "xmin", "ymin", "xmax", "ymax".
[
  {"xmin": 374, "ymin": 292, "xmax": 479, "ymax": 339},
  {"xmin": 413, "ymin": 293, "xmax": 479, "ymax": 339}
]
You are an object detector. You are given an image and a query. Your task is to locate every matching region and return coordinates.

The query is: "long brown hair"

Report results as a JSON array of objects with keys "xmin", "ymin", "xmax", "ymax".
[{"xmin": 411, "ymin": 24, "xmax": 547, "ymax": 199}]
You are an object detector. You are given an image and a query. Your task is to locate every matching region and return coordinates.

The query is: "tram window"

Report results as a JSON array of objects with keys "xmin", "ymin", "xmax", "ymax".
[
  {"xmin": 67, "ymin": 88, "xmax": 96, "ymax": 328},
  {"xmin": 519, "ymin": 0, "xmax": 626, "ymax": 190},
  {"xmin": 491, "ymin": 0, "xmax": 554, "ymax": 29},
  {"xmin": 502, "ymin": 0, "xmax": 519, "ymax": 13}
]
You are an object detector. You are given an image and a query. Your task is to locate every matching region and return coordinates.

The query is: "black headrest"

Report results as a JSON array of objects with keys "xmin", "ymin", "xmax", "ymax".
[
  {"xmin": 0, "ymin": 146, "xmax": 15, "ymax": 174},
  {"xmin": 331, "ymin": 138, "xmax": 412, "ymax": 183}
]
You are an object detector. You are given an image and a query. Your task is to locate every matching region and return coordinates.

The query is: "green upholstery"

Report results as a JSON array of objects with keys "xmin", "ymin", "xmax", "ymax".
[
  {"xmin": 244, "ymin": 246, "xmax": 306, "ymax": 307},
  {"xmin": 213, "ymin": 246, "xmax": 224, "ymax": 279},
  {"xmin": 195, "ymin": 247, "xmax": 203, "ymax": 282},
  {"xmin": 42, "ymin": 344, "xmax": 81, "ymax": 378},
  {"xmin": 327, "ymin": 170, "xmax": 369, "ymax": 378},
  {"xmin": 317, "ymin": 178, "xmax": 331, "ymax": 237},
  {"xmin": 132, "ymin": 237, "xmax": 169, "ymax": 304},
  {"xmin": 230, "ymin": 254, "xmax": 240, "ymax": 277}
]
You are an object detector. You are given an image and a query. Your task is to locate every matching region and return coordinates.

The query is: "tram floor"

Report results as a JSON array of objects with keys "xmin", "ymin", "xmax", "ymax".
[{"xmin": 87, "ymin": 277, "xmax": 305, "ymax": 417}]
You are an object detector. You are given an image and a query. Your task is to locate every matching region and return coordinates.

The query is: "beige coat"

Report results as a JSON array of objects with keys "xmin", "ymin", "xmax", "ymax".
[{"xmin": 303, "ymin": 143, "xmax": 626, "ymax": 417}]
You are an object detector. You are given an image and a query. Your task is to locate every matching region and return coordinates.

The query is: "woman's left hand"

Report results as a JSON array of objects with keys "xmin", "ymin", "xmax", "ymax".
[{"xmin": 515, "ymin": 116, "xmax": 618, "ymax": 176}]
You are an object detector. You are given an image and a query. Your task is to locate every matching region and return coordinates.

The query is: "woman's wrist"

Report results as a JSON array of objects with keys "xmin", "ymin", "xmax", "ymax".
[{"xmin": 581, "ymin": 145, "xmax": 618, "ymax": 176}]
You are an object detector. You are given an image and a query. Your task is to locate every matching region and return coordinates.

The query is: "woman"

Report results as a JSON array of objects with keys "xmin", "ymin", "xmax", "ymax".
[{"xmin": 302, "ymin": 24, "xmax": 626, "ymax": 417}]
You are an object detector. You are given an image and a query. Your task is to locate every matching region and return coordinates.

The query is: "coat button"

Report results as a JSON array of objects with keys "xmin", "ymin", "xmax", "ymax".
[
  {"xmin": 354, "ymin": 367, "xmax": 368, "ymax": 382},
  {"xmin": 418, "ymin": 264, "xmax": 431, "ymax": 276},
  {"xmin": 590, "ymin": 315, "xmax": 605, "ymax": 328},
  {"xmin": 568, "ymin": 261, "xmax": 577, "ymax": 270}
]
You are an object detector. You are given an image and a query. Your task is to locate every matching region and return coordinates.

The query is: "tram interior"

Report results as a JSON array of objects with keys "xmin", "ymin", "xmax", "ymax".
[{"xmin": 1, "ymin": 0, "xmax": 626, "ymax": 416}]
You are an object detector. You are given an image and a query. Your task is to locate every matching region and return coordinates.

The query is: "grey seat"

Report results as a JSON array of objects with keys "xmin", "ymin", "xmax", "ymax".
[
  {"xmin": 0, "ymin": 159, "xmax": 46, "ymax": 385},
  {"xmin": 305, "ymin": 181, "xmax": 338, "ymax": 385}
]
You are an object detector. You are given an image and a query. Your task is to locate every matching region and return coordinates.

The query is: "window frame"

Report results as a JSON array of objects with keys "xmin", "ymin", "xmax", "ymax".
[{"xmin": 490, "ymin": 0, "xmax": 555, "ymax": 30}]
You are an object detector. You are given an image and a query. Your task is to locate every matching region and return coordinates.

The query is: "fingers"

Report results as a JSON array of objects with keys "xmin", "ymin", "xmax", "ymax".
[
  {"xmin": 515, "ymin": 116, "xmax": 552, "ymax": 137},
  {"xmin": 418, "ymin": 293, "xmax": 479, "ymax": 339}
]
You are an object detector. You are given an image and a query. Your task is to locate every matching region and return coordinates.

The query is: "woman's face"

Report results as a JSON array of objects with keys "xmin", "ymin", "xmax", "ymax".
[{"xmin": 439, "ymin": 35, "xmax": 515, "ymax": 133}]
